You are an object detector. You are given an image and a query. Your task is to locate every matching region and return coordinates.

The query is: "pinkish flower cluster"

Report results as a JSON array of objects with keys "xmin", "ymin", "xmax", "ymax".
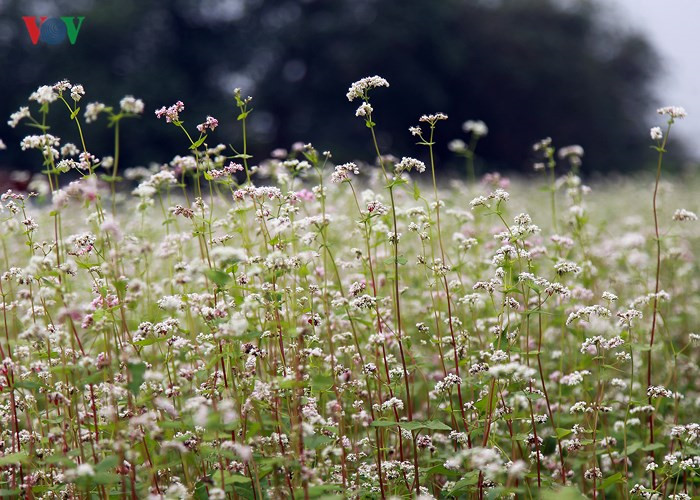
[{"xmin": 155, "ymin": 100, "xmax": 185, "ymax": 123}]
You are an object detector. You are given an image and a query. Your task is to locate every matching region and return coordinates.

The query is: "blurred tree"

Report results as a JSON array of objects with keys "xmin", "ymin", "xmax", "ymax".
[{"xmin": 0, "ymin": 0, "xmax": 667, "ymax": 175}]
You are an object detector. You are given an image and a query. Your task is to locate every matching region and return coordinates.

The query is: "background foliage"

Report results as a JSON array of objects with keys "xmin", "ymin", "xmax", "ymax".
[{"xmin": 0, "ymin": 0, "xmax": 673, "ymax": 173}]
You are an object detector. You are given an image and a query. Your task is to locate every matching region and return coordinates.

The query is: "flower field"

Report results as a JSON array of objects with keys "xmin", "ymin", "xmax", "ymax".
[{"xmin": 0, "ymin": 78, "xmax": 698, "ymax": 499}]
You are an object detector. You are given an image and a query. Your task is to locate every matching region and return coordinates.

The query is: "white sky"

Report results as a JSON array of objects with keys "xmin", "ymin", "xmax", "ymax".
[{"xmin": 607, "ymin": 0, "xmax": 700, "ymax": 155}]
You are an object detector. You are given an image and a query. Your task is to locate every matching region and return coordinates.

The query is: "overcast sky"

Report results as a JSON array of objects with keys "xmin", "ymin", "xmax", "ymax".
[{"xmin": 607, "ymin": 0, "xmax": 700, "ymax": 155}]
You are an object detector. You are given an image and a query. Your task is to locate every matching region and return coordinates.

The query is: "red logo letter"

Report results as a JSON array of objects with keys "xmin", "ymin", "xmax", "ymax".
[{"xmin": 22, "ymin": 16, "xmax": 47, "ymax": 45}]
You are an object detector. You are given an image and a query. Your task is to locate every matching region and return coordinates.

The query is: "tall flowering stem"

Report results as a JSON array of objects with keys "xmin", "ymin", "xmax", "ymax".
[
  {"xmin": 349, "ymin": 76, "xmax": 421, "ymax": 491},
  {"xmin": 646, "ymin": 107, "xmax": 684, "ymax": 488},
  {"xmin": 412, "ymin": 114, "xmax": 474, "ymax": 443}
]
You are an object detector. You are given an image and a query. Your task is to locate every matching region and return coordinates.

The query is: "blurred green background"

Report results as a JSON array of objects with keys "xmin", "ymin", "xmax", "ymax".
[{"xmin": 0, "ymin": 0, "xmax": 687, "ymax": 176}]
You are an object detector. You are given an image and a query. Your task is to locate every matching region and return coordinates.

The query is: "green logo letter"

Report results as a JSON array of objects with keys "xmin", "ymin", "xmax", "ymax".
[{"xmin": 60, "ymin": 16, "xmax": 85, "ymax": 45}]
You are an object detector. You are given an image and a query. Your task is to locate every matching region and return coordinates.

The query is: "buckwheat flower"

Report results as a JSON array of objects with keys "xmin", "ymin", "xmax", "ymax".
[
  {"xmin": 463, "ymin": 120, "xmax": 488, "ymax": 137},
  {"xmin": 560, "ymin": 370, "xmax": 590, "ymax": 386},
  {"xmin": 70, "ymin": 84, "xmax": 85, "ymax": 102},
  {"xmin": 351, "ymin": 294, "xmax": 376, "ymax": 310},
  {"xmin": 355, "ymin": 102, "xmax": 373, "ymax": 117},
  {"xmin": 566, "ymin": 305, "xmax": 611, "ymax": 326},
  {"xmin": 74, "ymin": 463, "xmax": 95, "ymax": 478},
  {"xmin": 155, "ymin": 101, "xmax": 185, "ymax": 123},
  {"xmin": 209, "ymin": 488, "xmax": 226, "ymax": 500},
  {"xmin": 61, "ymin": 143, "xmax": 79, "ymax": 157},
  {"xmin": 120, "ymin": 95, "xmax": 144, "ymax": 114},
  {"xmin": 409, "ymin": 125, "xmax": 422, "ymax": 136},
  {"xmin": 20, "ymin": 134, "xmax": 61, "ymax": 160},
  {"xmin": 29, "ymin": 85, "xmax": 58, "ymax": 104},
  {"xmin": 491, "ymin": 188, "xmax": 509, "ymax": 202},
  {"xmin": 645, "ymin": 462, "xmax": 658, "ymax": 471},
  {"xmin": 158, "ymin": 295, "xmax": 184, "ymax": 311},
  {"xmin": 673, "ymin": 208, "xmax": 697, "ymax": 221},
  {"xmin": 664, "ymin": 453, "xmax": 679, "ymax": 466},
  {"xmin": 349, "ymin": 281, "xmax": 366, "ymax": 297},
  {"xmin": 434, "ymin": 373, "xmax": 462, "ymax": 393},
  {"xmin": 330, "ymin": 162, "xmax": 360, "ymax": 183},
  {"xmin": 84, "ymin": 102, "xmax": 106, "ymax": 123},
  {"xmin": 8, "ymin": 106, "xmax": 31, "ymax": 128},
  {"xmin": 388, "ymin": 231, "xmax": 401, "ymax": 244},
  {"xmin": 346, "ymin": 75, "xmax": 389, "ymax": 101},
  {"xmin": 22, "ymin": 216, "xmax": 38, "ymax": 232},
  {"xmin": 196, "ymin": 115, "xmax": 219, "ymax": 133},
  {"xmin": 0, "ymin": 139, "xmax": 5, "ymax": 150},
  {"xmin": 557, "ymin": 145, "xmax": 584, "ymax": 160},
  {"xmin": 469, "ymin": 195, "xmax": 489, "ymax": 209},
  {"xmin": 657, "ymin": 106, "xmax": 687, "ymax": 119},
  {"xmin": 647, "ymin": 385, "xmax": 673, "ymax": 399},
  {"xmin": 616, "ymin": 309, "xmax": 642, "ymax": 327},
  {"xmin": 419, "ymin": 112, "xmax": 448, "ymax": 124},
  {"xmin": 380, "ymin": 397, "xmax": 404, "ymax": 411},
  {"xmin": 650, "ymin": 126, "xmax": 663, "ymax": 140},
  {"xmin": 554, "ymin": 260, "xmax": 581, "ymax": 276},
  {"xmin": 448, "ymin": 139, "xmax": 466, "ymax": 153},
  {"xmin": 584, "ymin": 467, "xmax": 602, "ymax": 480},
  {"xmin": 602, "ymin": 291, "xmax": 618, "ymax": 302},
  {"xmin": 533, "ymin": 137, "xmax": 552, "ymax": 152},
  {"xmin": 689, "ymin": 333, "xmax": 700, "ymax": 343},
  {"xmin": 395, "ymin": 156, "xmax": 426, "ymax": 174},
  {"xmin": 232, "ymin": 442, "xmax": 252, "ymax": 462}
]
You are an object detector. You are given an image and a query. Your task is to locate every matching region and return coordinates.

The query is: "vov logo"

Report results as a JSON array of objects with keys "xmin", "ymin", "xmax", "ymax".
[{"xmin": 22, "ymin": 16, "xmax": 85, "ymax": 45}]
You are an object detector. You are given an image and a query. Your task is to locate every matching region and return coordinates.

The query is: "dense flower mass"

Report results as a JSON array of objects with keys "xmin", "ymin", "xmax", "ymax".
[
  {"xmin": 0, "ymin": 80, "xmax": 697, "ymax": 499},
  {"xmin": 346, "ymin": 75, "xmax": 390, "ymax": 101},
  {"xmin": 155, "ymin": 100, "xmax": 185, "ymax": 123}
]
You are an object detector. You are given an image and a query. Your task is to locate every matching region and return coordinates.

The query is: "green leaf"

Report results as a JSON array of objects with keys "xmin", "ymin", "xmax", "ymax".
[
  {"xmin": 133, "ymin": 336, "xmax": 167, "ymax": 347},
  {"xmin": 70, "ymin": 107, "xmax": 81, "ymax": 120},
  {"xmin": 542, "ymin": 436, "xmax": 557, "ymax": 455},
  {"xmin": 642, "ymin": 442, "xmax": 664, "ymax": 452},
  {"xmin": 556, "ymin": 428, "xmax": 572, "ymax": 439},
  {"xmin": 81, "ymin": 370, "xmax": 106, "ymax": 387},
  {"xmin": 625, "ymin": 441, "xmax": 643, "ymax": 456},
  {"xmin": 599, "ymin": 472, "xmax": 623, "ymax": 490},
  {"xmin": 192, "ymin": 479, "xmax": 209, "ymax": 500},
  {"xmin": 310, "ymin": 374, "xmax": 334, "ymax": 392},
  {"xmin": 422, "ymin": 464, "xmax": 461, "ymax": 478},
  {"xmin": 542, "ymin": 486, "xmax": 586, "ymax": 500},
  {"xmin": 449, "ymin": 470, "xmax": 481, "ymax": 494},
  {"xmin": 413, "ymin": 182, "xmax": 421, "ymax": 200},
  {"xmin": 398, "ymin": 421, "xmax": 424, "ymax": 431},
  {"xmin": 13, "ymin": 380, "xmax": 43, "ymax": 391},
  {"xmin": 127, "ymin": 362, "xmax": 146, "ymax": 395},
  {"xmin": 0, "ymin": 452, "xmax": 29, "ymax": 466},
  {"xmin": 371, "ymin": 419, "xmax": 398, "ymax": 428},
  {"xmin": 226, "ymin": 474, "xmax": 252, "ymax": 485},
  {"xmin": 306, "ymin": 484, "xmax": 344, "ymax": 498},
  {"xmin": 96, "ymin": 455, "xmax": 119, "ymax": 472},
  {"xmin": 189, "ymin": 134, "xmax": 207, "ymax": 149},
  {"xmin": 206, "ymin": 269, "xmax": 231, "ymax": 288}
]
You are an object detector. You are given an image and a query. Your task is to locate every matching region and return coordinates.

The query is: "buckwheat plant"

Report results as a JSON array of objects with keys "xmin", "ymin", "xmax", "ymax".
[{"xmin": 0, "ymin": 77, "xmax": 698, "ymax": 500}]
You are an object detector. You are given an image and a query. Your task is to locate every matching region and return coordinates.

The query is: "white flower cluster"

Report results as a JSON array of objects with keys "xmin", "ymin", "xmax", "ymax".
[
  {"xmin": 463, "ymin": 120, "xmax": 488, "ymax": 137},
  {"xmin": 673, "ymin": 208, "xmax": 698, "ymax": 222},
  {"xmin": 394, "ymin": 156, "xmax": 426, "ymax": 174},
  {"xmin": 579, "ymin": 335, "xmax": 624, "ymax": 354},
  {"xmin": 566, "ymin": 305, "xmax": 611, "ymax": 326},
  {"xmin": 657, "ymin": 106, "xmax": 687, "ymax": 119},
  {"xmin": 346, "ymin": 75, "xmax": 390, "ymax": 101}
]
